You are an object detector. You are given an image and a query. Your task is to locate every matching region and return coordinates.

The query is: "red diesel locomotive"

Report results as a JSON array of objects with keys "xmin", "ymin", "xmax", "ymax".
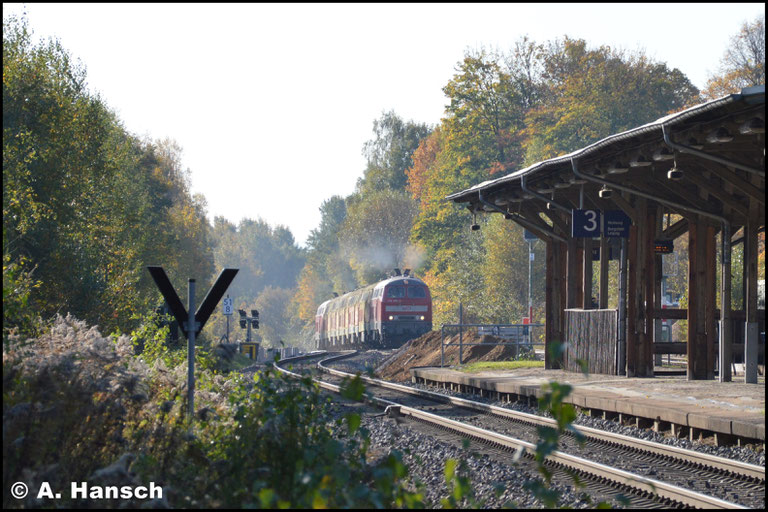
[{"xmin": 315, "ymin": 269, "xmax": 432, "ymax": 349}]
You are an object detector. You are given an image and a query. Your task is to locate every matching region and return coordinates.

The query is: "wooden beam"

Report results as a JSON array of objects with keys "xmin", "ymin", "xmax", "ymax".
[
  {"xmin": 541, "ymin": 208, "xmax": 570, "ymax": 236},
  {"xmin": 663, "ymin": 217, "xmax": 688, "ymax": 240},
  {"xmin": 582, "ymin": 188, "xmax": 637, "ymax": 223},
  {"xmin": 684, "ymin": 171, "xmax": 749, "ymax": 218},
  {"xmin": 700, "ymin": 161, "xmax": 765, "ymax": 205},
  {"xmin": 516, "ymin": 207, "xmax": 562, "ymax": 241}
]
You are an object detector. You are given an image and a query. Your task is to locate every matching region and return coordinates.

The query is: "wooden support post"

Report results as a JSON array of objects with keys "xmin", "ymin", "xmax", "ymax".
[
  {"xmin": 583, "ymin": 237, "xmax": 593, "ymax": 309},
  {"xmin": 567, "ymin": 237, "xmax": 579, "ymax": 309},
  {"xmin": 546, "ymin": 239, "xmax": 554, "ymax": 367},
  {"xmin": 687, "ymin": 218, "xmax": 700, "ymax": 379},
  {"xmin": 627, "ymin": 198, "xmax": 653, "ymax": 377},
  {"xmin": 705, "ymin": 224, "xmax": 718, "ymax": 380},
  {"xmin": 545, "ymin": 240, "xmax": 565, "ymax": 369},
  {"xmin": 688, "ymin": 217, "xmax": 716, "ymax": 380},
  {"xmin": 642, "ymin": 205, "xmax": 655, "ymax": 376},
  {"xmin": 744, "ymin": 217, "xmax": 759, "ymax": 383},
  {"xmin": 654, "ymin": 208, "xmax": 664, "ymax": 367},
  {"xmin": 627, "ymin": 224, "xmax": 638, "ymax": 377},
  {"xmin": 599, "ymin": 235, "xmax": 609, "ymax": 309},
  {"xmin": 576, "ymin": 242, "xmax": 585, "ymax": 309}
]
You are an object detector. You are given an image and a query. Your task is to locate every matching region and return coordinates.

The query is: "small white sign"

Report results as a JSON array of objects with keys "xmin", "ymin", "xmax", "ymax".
[{"xmin": 223, "ymin": 297, "xmax": 233, "ymax": 316}]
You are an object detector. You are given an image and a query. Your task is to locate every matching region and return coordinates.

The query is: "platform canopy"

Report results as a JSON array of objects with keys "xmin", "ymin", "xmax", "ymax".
[
  {"xmin": 446, "ymin": 85, "xmax": 765, "ymax": 382},
  {"xmin": 447, "ymin": 85, "xmax": 764, "ymax": 231}
]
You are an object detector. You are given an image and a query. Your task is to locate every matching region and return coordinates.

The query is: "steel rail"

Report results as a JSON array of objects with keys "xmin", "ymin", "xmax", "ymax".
[
  {"xmin": 316, "ymin": 356, "xmax": 765, "ymax": 482},
  {"xmin": 275, "ymin": 353, "xmax": 750, "ymax": 509}
]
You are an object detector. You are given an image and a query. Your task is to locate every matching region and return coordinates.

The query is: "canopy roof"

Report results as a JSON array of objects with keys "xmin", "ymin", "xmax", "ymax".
[{"xmin": 446, "ymin": 85, "xmax": 765, "ymax": 230}]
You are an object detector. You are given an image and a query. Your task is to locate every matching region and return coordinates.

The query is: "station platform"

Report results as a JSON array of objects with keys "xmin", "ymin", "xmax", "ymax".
[{"xmin": 410, "ymin": 366, "xmax": 765, "ymax": 446}]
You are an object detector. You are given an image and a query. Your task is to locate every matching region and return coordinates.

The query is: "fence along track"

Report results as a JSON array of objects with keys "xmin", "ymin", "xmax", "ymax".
[{"xmin": 276, "ymin": 352, "xmax": 751, "ymax": 509}]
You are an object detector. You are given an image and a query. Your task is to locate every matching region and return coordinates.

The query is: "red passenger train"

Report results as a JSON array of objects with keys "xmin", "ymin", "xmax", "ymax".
[{"xmin": 315, "ymin": 269, "xmax": 432, "ymax": 349}]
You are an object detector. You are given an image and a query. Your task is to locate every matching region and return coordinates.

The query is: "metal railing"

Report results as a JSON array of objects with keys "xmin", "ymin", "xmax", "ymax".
[{"xmin": 440, "ymin": 323, "xmax": 544, "ymax": 367}]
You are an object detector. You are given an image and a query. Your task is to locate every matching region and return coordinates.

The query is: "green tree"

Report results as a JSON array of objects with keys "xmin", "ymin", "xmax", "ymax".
[
  {"xmin": 442, "ymin": 49, "xmax": 526, "ymax": 175},
  {"xmin": 703, "ymin": 14, "xmax": 765, "ymax": 99},
  {"xmin": 3, "ymin": 15, "xmax": 216, "ymax": 334},
  {"xmin": 357, "ymin": 110, "xmax": 432, "ymax": 195},
  {"xmin": 522, "ymin": 37, "xmax": 700, "ymax": 164},
  {"xmin": 340, "ymin": 189, "xmax": 419, "ymax": 284},
  {"xmin": 207, "ymin": 216, "xmax": 305, "ymax": 342},
  {"xmin": 253, "ymin": 285, "xmax": 301, "ymax": 347}
]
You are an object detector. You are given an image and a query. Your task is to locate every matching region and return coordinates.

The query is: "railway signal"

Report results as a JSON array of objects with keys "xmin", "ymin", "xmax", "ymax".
[
  {"xmin": 238, "ymin": 308, "xmax": 259, "ymax": 341},
  {"xmin": 147, "ymin": 266, "xmax": 239, "ymax": 418},
  {"xmin": 146, "ymin": 266, "xmax": 239, "ymax": 338}
]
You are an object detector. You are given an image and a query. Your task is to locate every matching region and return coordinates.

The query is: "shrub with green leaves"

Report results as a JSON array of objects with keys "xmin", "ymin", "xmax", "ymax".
[
  {"xmin": 3, "ymin": 315, "xmax": 423, "ymax": 508},
  {"xmin": 2, "ymin": 253, "xmax": 42, "ymax": 342}
]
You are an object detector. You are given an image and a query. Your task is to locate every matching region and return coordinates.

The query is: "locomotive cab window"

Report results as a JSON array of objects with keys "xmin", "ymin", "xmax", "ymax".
[
  {"xmin": 386, "ymin": 285, "xmax": 405, "ymax": 298},
  {"xmin": 407, "ymin": 286, "xmax": 426, "ymax": 298}
]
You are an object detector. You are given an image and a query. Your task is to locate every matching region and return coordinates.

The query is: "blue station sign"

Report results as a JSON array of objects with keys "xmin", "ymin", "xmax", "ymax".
[
  {"xmin": 572, "ymin": 209, "xmax": 601, "ymax": 238},
  {"xmin": 603, "ymin": 210, "xmax": 632, "ymax": 238}
]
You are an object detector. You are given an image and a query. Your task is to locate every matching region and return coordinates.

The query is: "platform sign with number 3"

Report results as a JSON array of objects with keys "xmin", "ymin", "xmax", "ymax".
[{"xmin": 572, "ymin": 209, "xmax": 601, "ymax": 238}]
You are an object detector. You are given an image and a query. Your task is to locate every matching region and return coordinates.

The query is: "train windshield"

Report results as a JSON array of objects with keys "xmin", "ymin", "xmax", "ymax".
[
  {"xmin": 386, "ymin": 285, "xmax": 405, "ymax": 298},
  {"xmin": 407, "ymin": 285, "xmax": 427, "ymax": 298}
]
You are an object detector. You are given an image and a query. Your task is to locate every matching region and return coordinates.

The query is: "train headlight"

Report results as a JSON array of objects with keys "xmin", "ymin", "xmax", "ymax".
[
  {"xmin": 388, "ymin": 315, "xmax": 394, "ymax": 321},
  {"xmin": 420, "ymin": 315, "xmax": 425, "ymax": 321}
]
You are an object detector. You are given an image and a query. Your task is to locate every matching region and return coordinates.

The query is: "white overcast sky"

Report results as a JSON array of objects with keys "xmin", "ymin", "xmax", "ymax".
[{"xmin": 3, "ymin": 3, "xmax": 764, "ymax": 247}]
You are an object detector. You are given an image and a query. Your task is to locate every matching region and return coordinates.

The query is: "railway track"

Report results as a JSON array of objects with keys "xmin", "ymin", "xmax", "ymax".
[{"xmin": 275, "ymin": 351, "xmax": 764, "ymax": 509}]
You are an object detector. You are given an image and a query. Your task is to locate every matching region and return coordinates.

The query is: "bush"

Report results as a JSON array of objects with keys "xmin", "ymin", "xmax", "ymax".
[
  {"xmin": 2, "ymin": 253, "xmax": 42, "ymax": 343},
  {"xmin": 3, "ymin": 315, "xmax": 422, "ymax": 508}
]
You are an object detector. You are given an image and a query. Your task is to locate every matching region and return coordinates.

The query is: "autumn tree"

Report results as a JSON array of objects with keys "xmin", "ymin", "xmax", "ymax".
[
  {"xmin": 3, "ymin": 15, "xmax": 215, "ymax": 334},
  {"xmin": 412, "ymin": 49, "xmax": 528, "ymax": 265},
  {"xmin": 291, "ymin": 196, "xmax": 355, "ymax": 329},
  {"xmin": 406, "ymin": 126, "xmax": 444, "ymax": 203},
  {"xmin": 357, "ymin": 110, "xmax": 432, "ymax": 195},
  {"xmin": 253, "ymin": 285, "xmax": 302, "ymax": 347},
  {"xmin": 522, "ymin": 37, "xmax": 700, "ymax": 164},
  {"xmin": 340, "ymin": 189, "xmax": 419, "ymax": 285},
  {"xmin": 703, "ymin": 14, "xmax": 765, "ymax": 99}
]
